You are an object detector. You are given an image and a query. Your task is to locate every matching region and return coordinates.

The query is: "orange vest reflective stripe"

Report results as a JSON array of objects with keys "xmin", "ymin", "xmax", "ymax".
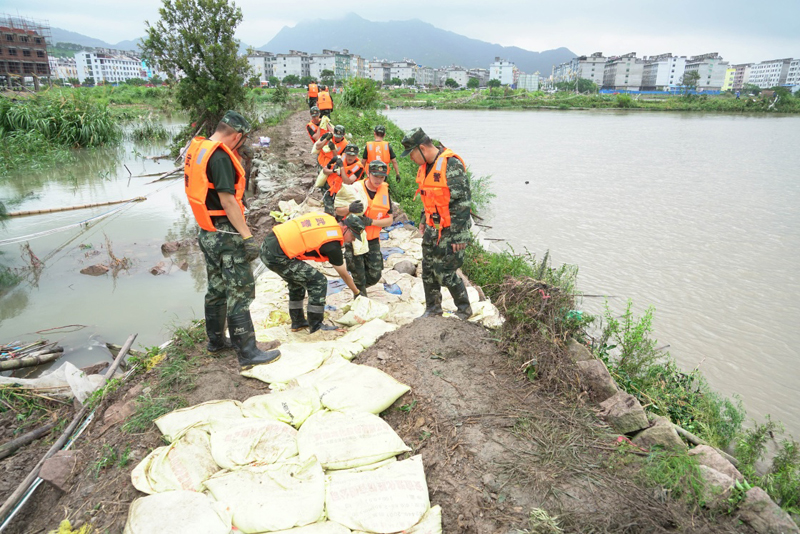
[
  {"xmin": 361, "ymin": 181, "xmax": 391, "ymax": 240},
  {"xmin": 365, "ymin": 141, "xmax": 390, "ymax": 166},
  {"xmin": 307, "ymin": 121, "xmax": 328, "ymax": 142},
  {"xmin": 308, "ymin": 83, "xmax": 319, "ymax": 97},
  {"xmin": 317, "ymin": 137, "xmax": 348, "ymax": 168},
  {"xmin": 414, "ymin": 148, "xmax": 464, "ymax": 233},
  {"xmin": 273, "ymin": 213, "xmax": 343, "ymax": 262},
  {"xmin": 342, "ymin": 158, "xmax": 364, "ymax": 183},
  {"xmin": 317, "ymin": 91, "xmax": 333, "ymax": 110},
  {"xmin": 184, "ymin": 137, "xmax": 245, "ymax": 232}
]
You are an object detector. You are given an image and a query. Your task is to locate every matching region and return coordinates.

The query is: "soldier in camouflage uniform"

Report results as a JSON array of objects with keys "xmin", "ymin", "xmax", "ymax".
[{"xmin": 401, "ymin": 127, "xmax": 473, "ymax": 319}]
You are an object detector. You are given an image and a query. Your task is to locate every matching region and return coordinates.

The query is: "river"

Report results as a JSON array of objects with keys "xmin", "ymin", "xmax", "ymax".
[{"xmin": 386, "ymin": 108, "xmax": 800, "ymax": 437}]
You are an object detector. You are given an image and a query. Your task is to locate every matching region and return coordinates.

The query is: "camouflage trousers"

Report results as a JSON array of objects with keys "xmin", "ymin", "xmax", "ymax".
[
  {"xmin": 260, "ymin": 234, "xmax": 328, "ymax": 313},
  {"xmin": 421, "ymin": 225, "xmax": 465, "ymax": 292},
  {"xmin": 198, "ymin": 221, "xmax": 254, "ymax": 316},
  {"xmin": 344, "ymin": 239, "xmax": 383, "ymax": 295},
  {"xmin": 321, "ymin": 185, "xmax": 336, "ymax": 217}
]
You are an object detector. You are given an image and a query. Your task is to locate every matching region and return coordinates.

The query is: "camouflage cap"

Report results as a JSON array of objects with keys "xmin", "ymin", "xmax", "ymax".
[
  {"xmin": 343, "ymin": 144, "xmax": 359, "ymax": 155},
  {"xmin": 333, "ymin": 124, "xmax": 346, "ymax": 137},
  {"xmin": 374, "ymin": 124, "xmax": 386, "ymax": 135},
  {"xmin": 400, "ymin": 127, "xmax": 429, "ymax": 157},
  {"xmin": 310, "ymin": 106, "xmax": 320, "ymax": 116},
  {"xmin": 221, "ymin": 110, "xmax": 251, "ymax": 134},
  {"xmin": 368, "ymin": 160, "xmax": 388, "ymax": 176},
  {"xmin": 342, "ymin": 214, "xmax": 365, "ymax": 241}
]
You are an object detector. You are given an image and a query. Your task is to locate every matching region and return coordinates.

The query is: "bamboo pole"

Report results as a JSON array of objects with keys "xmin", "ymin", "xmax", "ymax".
[
  {"xmin": 0, "ymin": 348, "xmax": 64, "ymax": 371},
  {"xmin": 673, "ymin": 424, "xmax": 739, "ymax": 467},
  {"xmin": 145, "ymin": 166, "xmax": 182, "ymax": 184},
  {"xmin": 6, "ymin": 197, "xmax": 146, "ymax": 218},
  {"xmin": 0, "ymin": 421, "xmax": 57, "ymax": 461}
]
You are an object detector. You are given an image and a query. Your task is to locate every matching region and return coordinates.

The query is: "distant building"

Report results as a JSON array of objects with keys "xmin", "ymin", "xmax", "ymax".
[
  {"xmin": 554, "ymin": 52, "xmax": 606, "ymax": 87},
  {"xmin": 489, "ymin": 57, "xmax": 517, "ymax": 86},
  {"xmin": 467, "ymin": 68, "xmax": 490, "ymax": 87},
  {"xmin": 390, "ymin": 60, "xmax": 416, "ymax": 82},
  {"xmin": 247, "ymin": 51, "xmax": 275, "ymax": 82},
  {"xmin": 641, "ymin": 54, "xmax": 686, "ymax": 91},
  {"xmin": 732, "ymin": 63, "xmax": 752, "ymax": 90},
  {"xmin": 747, "ymin": 58, "xmax": 793, "ymax": 88},
  {"xmin": 350, "ymin": 54, "xmax": 366, "ymax": 79},
  {"xmin": 309, "ymin": 51, "xmax": 335, "ymax": 80},
  {"xmin": 48, "ymin": 56, "xmax": 77, "ymax": 81},
  {"xmin": 786, "ymin": 59, "xmax": 800, "ymax": 89},
  {"xmin": 721, "ymin": 67, "xmax": 736, "ymax": 91},
  {"xmin": 0, "ymin": 14, "xmax": 51, "ymax": 89},
  {"xmin": 369, "ymin": 59, "xmax": 390, "ymax": 84},
  {"xmin": 683, "ymin": 53, "xmax": 728, "ymax": 91},
  {"xmin": 444, "ymin": 66, "xmax": 468, "ymax": 87},
  {"xmin": 517, "ymin": 73, "xmax": 540, "ymax": 91},
  {"xmin": 273, "ymin": 50, "xmax": 310, "ymax": 80},
  {"xmin": 415, "ymin": 66, "xmax": 435, "ymax": 87},
  {"xmin": 602, "ymin": 52, "xmax": 645, "ymax": 91},
  {"xmin": 75, "ymin": 49, "xmax": 146, "ymax": 84}
]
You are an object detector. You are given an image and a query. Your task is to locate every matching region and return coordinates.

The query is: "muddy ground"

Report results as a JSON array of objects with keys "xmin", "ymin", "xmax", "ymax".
[{"xmin": 0, "ymin": 110, "xmax": 755, "ymax": 533}]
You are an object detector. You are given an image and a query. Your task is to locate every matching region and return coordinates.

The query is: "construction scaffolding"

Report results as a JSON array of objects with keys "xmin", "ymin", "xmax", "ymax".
[{"xmin": 0, "ymin": 14, "xmax": 53, "ymax": 90}]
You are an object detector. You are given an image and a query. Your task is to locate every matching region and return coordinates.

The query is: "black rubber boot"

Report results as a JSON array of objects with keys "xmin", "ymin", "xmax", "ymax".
[
  {"xmin": 205, "ymin": 304, "xmax": 232, "ymax": 353},
  {"xmin": 288, "ymin": 301, "xmax": 309, "ymax": 332},
  {"xmin": 419, "ymin": 283, "xmax": 443, "ymax": 318},
  {"xmin": 449, "ymin": 282, "xmax": 473, "ymax": 320},
  {"xmin": 227, "ymin": 311, "xmax": 281, "ymax": 370},
  {"xmin": 307, "ymin": 311, "xmax": 338, "ymax": 334}
]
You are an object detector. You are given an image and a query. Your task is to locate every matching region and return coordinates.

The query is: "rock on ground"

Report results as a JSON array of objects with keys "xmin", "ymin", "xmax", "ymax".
[
  {"xmin": 576, "ymin": 359, "xmax": 617, "ymax": 403},
  {"xmin": 633, "ymin": 415, "xmax": 686, "ymax": 450},
  {"xmin": 689, "ymin": 444, "xmax": 744, "ymax": 482},
  {"xmin": 80, "ymin": 264, "xmax": 108, "ymax": 276},
  {"xmin": 738, "ymin": 486, "xmax": 800, "ymax": 534},
  {"xmin": 598, "ymin": 391, "xmax": 649, "ymax": 435},
  {"xmin": 39, "ymin": 451, "xmax": 80, "ymax": 492}
]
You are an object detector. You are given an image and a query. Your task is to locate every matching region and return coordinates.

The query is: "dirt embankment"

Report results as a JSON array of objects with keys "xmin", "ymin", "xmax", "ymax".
[{"xmin": 1, "ymin": 111, "xmax": 753, "ymax": 534}]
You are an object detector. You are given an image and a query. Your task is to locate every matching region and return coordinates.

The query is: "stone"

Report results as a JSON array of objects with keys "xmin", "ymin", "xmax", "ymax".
[
  {"xmin": 179, "ymin": 261, "xmax": 189, "ymax": 271},
  {"xmin": 697, "ymin": 465, "xmax": 735, "ymax": 506},
  {"xmin": 149, "ymin": 262, "xmax": 168, "ymax": 275},
  {"xmin": 738, "ymin": 486, "xmax": 800, "ymax": 534},
  {"xmin": 160, "ymin": 238, "xmax": 193, "ymax": 255},
  {"xmin": 80, "ymin": 361, "xmax": 109, "ymax": 376},
  {"xmin": 103, "ymin": 398, "xmax": 136, "ymax": 427},
  {"xmin": 80, "ymin": 264, "xmax": 108, "ymax": 276},
  {"xmin": 567, "ymin": 338, "xmax": 592, "ymax": 363},
  {"xmin": 688, "ymin": 444, "xmax": 744, "ymax": 482},
  {"xmin": 40, "ymin": 451, "xmax": 80, "ymax": 491},
  {"xmin": 576, "ymin": 359, "xmax": 618, "ymax": 403},
  {"xmin": 598, "ymin": 391, "xmax": 649, "ymax": 435},
  {"xmin": 633, "ymin": 415, "xmax": 686, "ymax": 450},
  {"xmin": 393, "ymin": 260, "xmax": 417, "ymax": 276}
]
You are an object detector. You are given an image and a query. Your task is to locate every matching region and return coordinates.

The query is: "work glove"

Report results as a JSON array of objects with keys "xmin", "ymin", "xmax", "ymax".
[
  {"xmin": 321, "ymin": 132, "xmax": 333, "ymax": 142},
  {"xmin": 243, "ymin": 236, "xmax": 260, "ymax": 262},
  {"xmin": 327, "ymin": 140, "xmax": 336, "ymax": 152},
  {"xmin": 348, "ymin": 200, "xmax": 364, "ymax": 214},
  {"xmin": 361, "ymin": 216, "xmax": 373, "ymax": 226},
  {"xmin": 395, "ymin": 173, "xmax": 402, "ymax": 184}
]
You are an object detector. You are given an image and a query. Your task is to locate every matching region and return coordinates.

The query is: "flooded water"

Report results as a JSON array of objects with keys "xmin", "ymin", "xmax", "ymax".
[
  {"xmin": 387, "ymin": 108, "xmax": 800, "ymax": 437},
  {"xmin": 0, "ymin": 119, "xmax": 206, "ymax": 370}
]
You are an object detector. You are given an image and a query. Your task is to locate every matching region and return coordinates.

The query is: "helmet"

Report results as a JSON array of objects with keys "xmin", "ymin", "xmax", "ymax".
[
  {"xmin": 374, "ymin": 125, "xmax": 386, "ymax": 135},
  {"xmin": 333, "ymin": 125, "xmax": 345, "ymax": 137},
  {"xmin": 343, "ymin": 144, "xmax": 359, "ymax": 156},
  {"xmin": 310, "ymin": 106, "xmax": 320, "ymax": 116}
]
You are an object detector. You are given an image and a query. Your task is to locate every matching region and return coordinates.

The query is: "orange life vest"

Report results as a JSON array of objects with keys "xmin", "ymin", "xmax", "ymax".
[
  {"xmin": 365, "ymin": 141, "xmax": 391, "ymax": 166},
  {"xmin": 308, "ymin": 83, "xmax": 319, "ymax": 97},
  {"xmin": 317, "ymin": 137, "xmax": 348, "ymax": 168},
  {"xmin": 360, "ymin": 181, "xmax": 391, "ymax": 240},
  {"xmin": 414, "ymin": 148, "xmax": 465, "ymax": 236},
  {"xmin": 341, "ymin": 158, "xmax": 364, "ymax": 183},
  {"xmin": 317, "ymin": 91, "xmax": 333, "ymax": 110},
  {"xmin": 273, "ymin": 213, "xmax": 343, "ymax": 262},
  {"xmin": 307, "ymin": 121, "xmax": 328, "ymax": 143},
  {"xmin": 184, "ymin": 137, "xmax": 245, "ymax": 232}
]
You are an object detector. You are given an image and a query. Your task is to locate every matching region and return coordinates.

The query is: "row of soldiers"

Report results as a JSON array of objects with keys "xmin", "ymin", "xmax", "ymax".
[{"xmin": 183, "ymin": 104, "xmax": 474, "ymax": 372}]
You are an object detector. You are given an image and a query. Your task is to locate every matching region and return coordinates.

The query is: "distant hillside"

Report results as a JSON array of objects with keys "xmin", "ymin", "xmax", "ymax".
[
  {"xmin": 260, "ymin": 13, "xmax": 575, "ymax": 74},
  {"xmin": 49, "ymin": 27, "xmax": 250, "ymax": 55}
]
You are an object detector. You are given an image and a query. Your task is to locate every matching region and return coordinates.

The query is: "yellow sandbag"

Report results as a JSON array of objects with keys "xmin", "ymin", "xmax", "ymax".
[
  {"xmin": 326, "ymin": 455, "xmax": 430, "ymax": 533},
  {"xmin": 297, "ymin": 410, "xmax": 410, "ymax": 470},
  {"xmin": 337, "ymin": 319, "xmax": 398, "ymax": 349},
  {"xmin": 205, "ymin": 458, "xmax": 326, "ymax": 533},
  {"xmin": 123, "ymin": 490, "xmax": 232, "ymax": 534},
  {"xmin": 271, "ymin": 522, "xmax": 352, "ymax": 534},
  {"xmin": 242, "ymin": 387, "xmax": 323, "ymax": 427},
  {"xmin": 154, "ymin": 399, "xmax": 245, "ymax": 442},
  {"xmin": 315, "ymin": 169, "xmax": 328, "ymax": 188},
  {"xmin": 350, "ymin": 506, "xmax": 441, "ymax": 534},
  {"xmin": 209, "ymin": 418, "xmax": 298, "ymax": 469},
  {"xmin": 130, "ymin": 427, "xmax": 219, "ymax": 494},
  {"xmin": 241, "ymin": 342, "xmax": 329, "ymax": 384},
  {"xmin": 334, "ymin": 296, "xmax": 389, "ymax": 326}
]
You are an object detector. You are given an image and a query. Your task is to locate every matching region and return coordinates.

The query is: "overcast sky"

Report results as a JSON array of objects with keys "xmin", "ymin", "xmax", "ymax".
[{"xmin": 9, "ymin": 0, "xmax": 799, "ymax": 64}]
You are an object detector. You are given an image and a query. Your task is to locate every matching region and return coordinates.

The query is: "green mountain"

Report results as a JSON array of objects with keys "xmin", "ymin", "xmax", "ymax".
[{"xmin": 259, "ymin": 13, "xmax": 574, "ymax": 74}]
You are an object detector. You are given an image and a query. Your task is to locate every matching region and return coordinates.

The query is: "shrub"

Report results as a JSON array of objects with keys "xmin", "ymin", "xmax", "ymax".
[{"xmin": 341, "ymin": 78, "xmax": 380, "ymax": 109}]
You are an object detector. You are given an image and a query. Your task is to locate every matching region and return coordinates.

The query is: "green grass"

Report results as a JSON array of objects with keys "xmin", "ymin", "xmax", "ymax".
[
  {"xmin": 122, "ymin": 393, "xmax": 187, "ymax": 434},
  {"xmin": 642, "ymin": 448, "xmax": 707, "ymax": 508},
  {"xmin": 129, "ymin": 118, "xmax": 171, "ymax": 142}
]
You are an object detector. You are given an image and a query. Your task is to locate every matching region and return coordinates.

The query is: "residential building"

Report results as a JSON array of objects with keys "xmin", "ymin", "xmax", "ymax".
[
  {"xmin": 350, "ymin": 54, "xmax": 366, "ymax": 79},
  {"xmin": 390, "ymin": 60, "xmax": 416, "ymax": 82},
  {"xmin": 334, "ymin": 50, "xmax": 352, "ymax": 80},
  {"xmin": 415, "ymin": 66, "xmax": 435, "ymax": 87},
  {"xmin": 602, "ymin": 53, "xmax": 645, "ymax": 91},
  {"xmin": 517, "ymin": 73, "xmax": 540, "ymax": 91},
  {"xmin": 273, "ymin": 50, "xmax": 310, "ymax": 81},
  {"xmin": 721, "ymin": 67, "xmax": 736, "ymax": 91},
  {"xmin": 247, "ymin": 51, "xmax": 275, "ymax": 82},
  {"xmin": 787, "ymin": 59, "xmax": 800, "ymax": 88},
  {"xmin": 75, "ymin": 49, "xmax": 145, "ymax": 84},
  {"xmin": 309, "ymin": 50, "xmax": 336, "ymax": 80},
  {"xmin": 444, "ymin": 66, "xmax": 468, "ymax": 87},
  {"xmin": 0, "ymin": 15, "xmax": 51, "ymax": 88},
  {"xmin": 369, "ymin": 59, "xmax": 390, "ymax": 83},
  {"xmin": 467, "ymin": 68, "xmax": 490, "ymax": 87},
  {"xmin": 48, "ymin": 56, "xmax": 77, "ymax": 80},
  {"xmin": 747, "ymin": 58, "xmax": 793, "ymax": 88},
  {"xmin": 732, "ymin": 63, "xmax": 751, "ymax": 90},
  {"xmin": 489, "ymin": 57, "xmax": 517, "ymax": 86},
  {"xmin": 683, "ymin": 53, "xmax": 728, "ymax": 91},
  {"xmin": 641, "ymin": 53, "xmax": 686, "ymax": 91}
]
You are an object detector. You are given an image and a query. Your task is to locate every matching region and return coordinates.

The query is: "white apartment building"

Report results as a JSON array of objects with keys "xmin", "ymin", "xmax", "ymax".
[
  {"xmin": 369, "ymin": 60, "xmax": 390, "ymax": 83},
  {"xmin": 786, "ymin": 59, "xmax": 800, "ymax": 88},
  {"xmin": 415, "ymin": 66, "xmax": 435, "ymax": 87},
  {"xmin": 602, "ymin": 53, "xmax": 645, "ymax": 90},
  {"xmin": 489, "ymin": 57, "xmax": 517, "ymax": 86},
  {"xmin": 517, "ymin": 73, "xmax": 540, "ymax": 91},
  {"xmin": 732, "ymin": 64, "xmax": 751, "ymax": 90},
  {"xmin": 390, "ymin": 60, "xmax": 416, "ymax": 82},
  {"xmin": 683, "ymin": 53, "xmax": 728, "ymax": 91},
  {"xmin": 48, "ymin": 56, "xmax": 78, "ymax": 80},
  {"xmin": 273, "ymin": 50, "xmax": 310, "ymax": 81},
  {"xmin": 247, "ymin": 52, "xmax": 275, "ymax": 82},
  {"xmin": 641, "ymin": 54, "xmax": 686, "ymax": 90},
  {"xmin": 74, "ymin": 50, "xmax": 145, "ymax": 84},
  {"xmin": 444, "ymin": 66, "xmax": 468, "ymax": 87},
  {"xmin": 468, "ymin": 68, "xmax": 490, "ymax": 87},
  {"xmin": 747, "ymin": 58, "xmax": 793, "ymax": 88},
  {"xmin": 309, "ymin": 51, "xmax": 336, "ymax": 79}
]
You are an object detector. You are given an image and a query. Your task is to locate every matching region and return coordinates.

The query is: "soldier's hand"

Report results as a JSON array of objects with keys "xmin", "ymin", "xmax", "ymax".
[
  {"xmin": 362, "ymin": 216, "xmax": 373, "ymax": 226},
  {"xmin": 327, "ymin": 140, "xmax": 336, "ymax": 152},
  {"xmin": 348, "ymin": 200, "xmax": 364, "ymax": 214},
  {"xmin": 243, "ymin": 236, "xmax": 260, "ymax": 262},
  {"xmin": 395, "ymin": 173, "xmax": 401, "ymax": 184},
  {"xmin": 451, "ymin": 243, "xmax": 467, "ymax": 252},
  {"xmin": 321, "ymin": 132, "xmax": 333, "ymax": 142}
]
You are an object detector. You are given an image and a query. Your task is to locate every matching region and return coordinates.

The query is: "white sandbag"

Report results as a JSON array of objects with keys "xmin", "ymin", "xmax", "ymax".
[
  {"xmin": 350, "ymin": 506, "xmax": 441, "ymax": 534},
  {"xmin": 326, "ymin": 455, "xmax": 430, "ymax": 533},
  {"xmin": 123, "ymin": 490, "xmax": 231, "ymax": 534},
  {"xmin": 333, "ymin": 457, "xmax": 397, "ymax": 474},
  {"xmin": 334, "ymin": 296, "xmax": 389, "ymax": 326},
  {"xmin": 210, "ymin": 418, "xmax": 298, "ymax": 469},
  {"xmin": 337, "ymin": 319, "xmax": 397, "ymax": 349},
  {"xmin": 241, "ymin": 342, "xmax": 328, "ymax": 384},
  {"xmin": 205, "ymin": 458, "xmax": 326, "ymax": 533},
  {"xmin": 130, "ymin": 427, "xmax": 219, "ymax": 494},
  {"xmin": 470, "ymin": 300, "xmax": 504, "ymax": 329},
  {"xmin": 270, "ymin": 522, "xmax": 352, "ymax": 534},
  {"xmin": 242, "ymin": 387, "xmax": 323, "ymax": 427},
  {"xmin": 295, "ymin": 357, "xmax": 410, "ymax": 414},
  {"xmin": 154, "ymin": 399, "xmax": 245, "ymax": 442},
  {"xmin": 297, "ymin": 410, "xmax": 410, "ymax": 470}
]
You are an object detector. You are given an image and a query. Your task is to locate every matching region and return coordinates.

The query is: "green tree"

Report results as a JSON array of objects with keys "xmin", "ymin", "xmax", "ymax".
[
  {"xmin": 282, "ymin": 74, "xmax": 300, "ymax": 85},
  {"xmin": 390, "ymin": 77, "xmax": 403, "ymax": 86},
  {"xmin": 444, "ymin": 78, "xmax": 459, "ymax": 88},
  {"xmin": 126, "ymin": 77, "xmax": 146, "ymax": 86},
  {"xmin": 268, "ymin": 76, "xmax": 280, "ymax": 87},
  {"xmin": 271, "ymin": 84, "xmax": 289, "ymax": 104},
  {"xmin": 467, "ymin": 77, "xmax": 479, "ymax": 89},
  {"xmin": 680, "ymin": 70, "xmax": 701, "ymax": 92},
  {"xmin": 150, "ymin": 74, "xmax": 164, "ymax": 85},
  {"xmin": 141, "ymin": 0, "xmax": 250, "ymax": 131},
  {"xmin": 487, "ymin": 78, "xmax": 501, "ymax": 88},
  {"xmin": 248, "ymin": 75, "xmax": 260, "ymax": 88},
  {"xmin": 320, "ymin": 69, "xmax": 335, "ymax": 87},
  {"xmin": 83, "ymin": 76, "xmax": 95, "ymax": 86},
  {"xmin": 341, "ymin": 77, "xmax": 379, "ymax": 109},
  {"xmin": 66, "ymin": 77, "xmax": 80, "ymax": 86},
  {"xmin": 577, "ymin": 78, "xmax": 597, "ymax": 93},
  {"xmin": 300, "ymin": 75, "xmax": 314, "ymax": 86},
  {"xmin": 404, "ymin": 77, "xmax": 416, "ymax": 86}
]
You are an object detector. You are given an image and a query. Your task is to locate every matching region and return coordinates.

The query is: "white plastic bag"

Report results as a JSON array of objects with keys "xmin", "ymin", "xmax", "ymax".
[
  {"xmin": 326, "ymin": 455, "xmax": 430, "ymax": 533},
  {"xmin": 209, "ymin": 418, "xmax": 298, "ymax": 469},
  {"xmin": 154, "ymin": 399, "xmax": 245, "ymax": 442},
  {"xmin": 205, "ymin": 458, "xmax": 326, "ymax": 533},
  {"xmin": 242, "ymin": 387, "xmax": 323, "ymax": 427},
  {"xmin": 123, "ymin": 490, "xmax": 231, "ymax": 534},
  {"xmin": 297, "ymin": 410, "xmax": 410, "ymax": 470}
]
